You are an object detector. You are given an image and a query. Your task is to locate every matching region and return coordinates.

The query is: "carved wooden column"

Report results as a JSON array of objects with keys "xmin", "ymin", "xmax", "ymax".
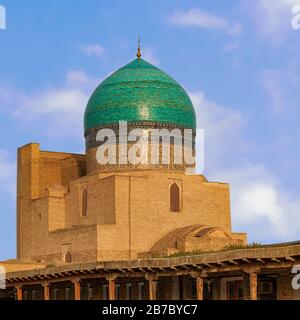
[
  {"xmin": 145, "ymin": 274, "xmax": 158, "ymax": 300},
  {"xmin": 196, "ymin": 277, "xmax": 204, "ymax": 300},
  {"xmin": 243, "ymin": 267, "xmax": 260, "ymax": 300},
  {"xmin": 249, "ymin": 272, "xmax": 258, "ymax": 300},
  {"xmin": 72, "ymin": 278, "xmax": 81, "ymax": 300},
  {"xmin": 191, "ymin": 272, "xmax": 207, "ymax": 300},
  {"xmin": 43, "ymin": 282, "xmax": 50, "ymax": 301},
  {"xmin": 16, "ymin": 285, "xmax": 23, "ymax": 301},
  {"xmin": 106, "ymin": 274, "xmax": 118, "ymax": 300}
]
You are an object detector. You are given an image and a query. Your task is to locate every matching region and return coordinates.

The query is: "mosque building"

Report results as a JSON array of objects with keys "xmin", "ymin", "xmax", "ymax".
[{"xmin": 1, "ymin": 47, "xmax": 300, "ymax": 300}]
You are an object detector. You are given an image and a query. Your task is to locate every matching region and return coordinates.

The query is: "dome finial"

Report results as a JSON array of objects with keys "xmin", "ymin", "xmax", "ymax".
[{"xmin": 137, "ymin": 35, "xmax": 141, "ymax": 58}]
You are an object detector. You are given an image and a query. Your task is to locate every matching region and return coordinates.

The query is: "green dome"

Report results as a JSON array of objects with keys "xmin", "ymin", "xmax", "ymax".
[{"xmin": 84, "ymin": 58, "xmax": 196, "ymax": 134}]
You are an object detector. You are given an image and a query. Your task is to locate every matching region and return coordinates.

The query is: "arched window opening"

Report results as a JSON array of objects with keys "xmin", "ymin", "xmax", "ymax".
[
  {"xmin": 81, "ymin": 188, "xmax": 88, "ymax": 217},
  {"xmin": 65, "ymin": 251, "xmax": 72, "ymax": 263},
  {"xmin": 170, "ymin": 183, "xmax": 181, "ymax": 212}
]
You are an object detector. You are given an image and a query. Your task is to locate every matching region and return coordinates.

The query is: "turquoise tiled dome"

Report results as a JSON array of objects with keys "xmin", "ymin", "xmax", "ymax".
[{"xmin": 84, "ymin": 58, "xmax": 196, "ymax": 134}]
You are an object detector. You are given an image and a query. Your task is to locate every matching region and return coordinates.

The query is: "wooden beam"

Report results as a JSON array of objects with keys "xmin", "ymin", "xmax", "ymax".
[
  {"xmin": 271, "ymin": 258, "xmax": 281, "ymax": 263},
  {"xmin": 194, "ymin": 265, "xmax": 202, "ymax": 270},
  {"xmin": 204, "ymin": 263, "xmax": 212, "ymax": 268},
  {"xmin": 285, "ymin": 256, "xmax": 295, "ymax": 262},
  {"xmin": 256, "ymin": 258, "xmax": 265, "ymax": 264},
  {"xmin": 74, "ymin": 270, "xmax": 83, "ymax": 275},
  {"xmin": 80, "ymin": 270, "xmax": 90, "ymax": 275},
  {"xmin": 120, "ymin": 269, "xmax": 128, "ymax": 274},
  {"xmin": 181, "ymin": 265, "xmax": 190, "ymax": 270}
]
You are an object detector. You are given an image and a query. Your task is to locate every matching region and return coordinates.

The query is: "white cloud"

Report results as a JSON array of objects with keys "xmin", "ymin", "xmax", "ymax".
[
  {"xmin": 244, "ymin": 0, "xmax": 300, "ymax": 44},
  {"xmin": 169, "ymin": 8, "xmax": 227, "ymax": 29},
  {"xmin": 80, "ymin": 44, "xmax": 104, "ymax": 58},
  {"xmin": 66, "ymin": 70, "xmax": 106, "ymax": 89},
  {"xmin": 67, "ymin": 70, "xmax": 91, "ymax": 84},
  {"xmin": 0, "ymin": 86, "xmax": 24, "ymax": 113},
  {"xmin": 190, "ymin": 91, "xmax": 246, "ymax": 171},
  {"xmin": 221, "ymin": 42, "xmax": 240, "ymax": 53},
  {"xmin": 168, "ymin": 8, "xmax": 242, "ymax": 36},
  {"xmin": 190, "ymin": 91, "xmax": 300, "ymax": 243},
  {"xmin": 212, "ymin": 162, "xmax": 300, "ymax": 242},
  {"xmin": 260, "ymin": 69, "xmax": 285, "ymax": 113},
  {"xmin": 0, "ymin": 68, "xmax": 118, "ymax": 140},
  {"xmin": 0, "ymin": 70, "xmax": 104, "ymax": 139},
  {"xmin": 13, "ymin": 87, "xmax": 89, "ymax": 138},
  {"xmin": 15, "ymin": 89, "xmax": 88, "ymax": 115},
  {"xmin": 0, "ymin": 149, "xmax": 16, "ymax": 196},
  {"xmin": 142, "ymin": 48, "xmax": 160, "ymax": 65},
  {"xmin": 227, "ymin": 23, "xmax": 243, "ymax": 36}
]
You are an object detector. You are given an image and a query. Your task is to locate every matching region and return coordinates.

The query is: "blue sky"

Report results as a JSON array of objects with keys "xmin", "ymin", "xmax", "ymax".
[{"xmin": 1, "ymin": 0, "xmax": 300, "ymax": 260}]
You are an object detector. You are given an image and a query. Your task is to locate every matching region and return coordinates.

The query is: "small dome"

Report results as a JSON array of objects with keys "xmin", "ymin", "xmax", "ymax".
[{"xmin": 84, "ymin": 58, "xmax": 196, "ymax": 134}]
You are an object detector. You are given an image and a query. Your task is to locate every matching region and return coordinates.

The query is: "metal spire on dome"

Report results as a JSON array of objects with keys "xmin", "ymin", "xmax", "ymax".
[{"xmin": 137, "ymin": 35, "xmax": 141, "ymax": 58}]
